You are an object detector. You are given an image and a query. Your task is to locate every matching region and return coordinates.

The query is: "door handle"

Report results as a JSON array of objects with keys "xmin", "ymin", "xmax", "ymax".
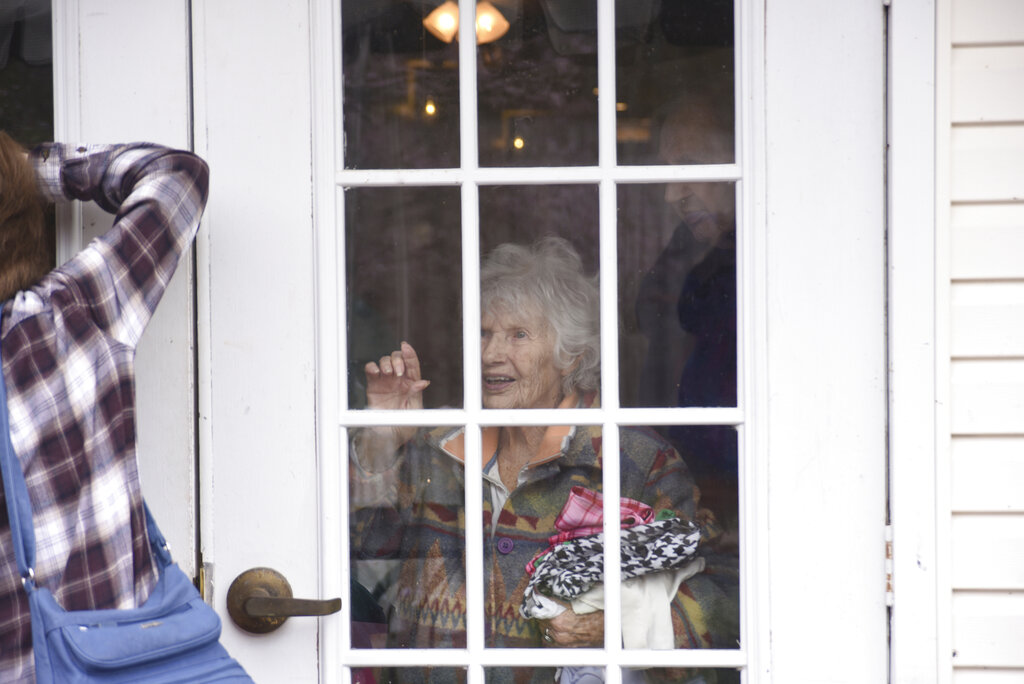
[{"xmin": 227, "ymin": 567, "xmax": 341, "ymax": 634}]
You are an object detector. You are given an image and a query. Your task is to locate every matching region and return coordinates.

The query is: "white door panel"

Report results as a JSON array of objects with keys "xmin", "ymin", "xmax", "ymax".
[
  {"xmin": 191, "ymin": 0, "xmax": 321, "ymax": 679},
  {"xmin": 764, "ymin": 0, "xmax": 888, "ymax": 681}
]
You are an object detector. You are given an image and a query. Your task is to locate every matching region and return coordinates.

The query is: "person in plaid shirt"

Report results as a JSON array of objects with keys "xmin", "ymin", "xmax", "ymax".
[{"xmin": 0, "ymin": 132, "xmax": 209, "ymax": 681}]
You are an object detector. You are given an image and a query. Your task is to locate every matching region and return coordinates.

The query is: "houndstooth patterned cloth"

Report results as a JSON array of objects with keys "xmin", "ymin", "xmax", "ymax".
[{"xmin": 521, "ymin": 517, "xmax": 702, "ymax": 618}]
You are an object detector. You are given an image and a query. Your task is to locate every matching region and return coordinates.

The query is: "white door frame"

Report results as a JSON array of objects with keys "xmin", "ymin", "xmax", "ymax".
[
  {"xmin": 887, "ymin": 0, "xmax": 948, "ymax": 681},
  {"xmin": 763, "ymin": 0, "xmax": 889, "ymax": 679},
  {"xmin": 190, "ymin": 0, "xmax": 322, "ymax": 680}
]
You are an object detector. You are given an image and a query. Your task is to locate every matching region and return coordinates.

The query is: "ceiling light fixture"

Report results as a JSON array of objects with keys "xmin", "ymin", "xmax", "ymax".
[
  {"xmin": 423, "ymin": 1, "xmax": 510, "ymax": 45},
  {"xmin": 474, "ymin": 2, "xmax": 510, "ymax": 45},
  {"xmin": 423, "ymin": 1, "xmax": 459, "ymax": 43}
]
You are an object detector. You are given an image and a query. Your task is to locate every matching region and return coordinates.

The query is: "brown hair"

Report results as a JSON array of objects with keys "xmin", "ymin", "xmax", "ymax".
[{"xmin": 0, "ymin": 131, "xmax": 52, "ymax": 301}]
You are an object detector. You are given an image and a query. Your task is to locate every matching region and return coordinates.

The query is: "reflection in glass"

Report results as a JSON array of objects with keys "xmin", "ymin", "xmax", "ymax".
[
  {"xmin": 489, "ymin": 668, "xmax": 605, "ymax": 683},
  {"xmin": 479, "ymin": 184, "xmax": 599, "ymax": 268},
  {"xmin": 346, "ymin": 186, "xmax": 463, "ymax": 409},
  {"xmin": 0, "ymin": 1, "xmax": 53, "ymax": 146},
  {"xmin": 0, "ymin": 1, "xmax": 53, "ymax": 267},
  {"xmin": 477, "ymin": 0, "xmax": 598, "ymax": 167},
  {"xmin": 615, "ymin": 0, "xmax": 734, "ymax": 166},
  {"xmin": 342, "ymin": 0, "xmax": 460, "ymax": 169},
  {"xmin": 486, "ymin": 667, "xmax": 739, "ymax": 684},
  {"xmin": 350, "ymin": 667, "xmax": 467, "ymax": 683},
  {"xmin": 618, "ymin": 182, "xmax": 736, "ymax": 410},
  {"xmin": 628, "ymin": 668, "xmax": 741, "ymax": 684},
  {"xmin": 617, "ymin": 425, "xmax": 738, "ymax": 652}
]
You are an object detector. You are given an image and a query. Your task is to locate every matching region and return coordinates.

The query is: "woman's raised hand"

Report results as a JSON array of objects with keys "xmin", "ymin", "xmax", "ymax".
[
  {"xmin": 365, "ymin": 341, "xmax": 430, "ymax": 411},
  {"xmin": 356, "ymin": 342, "xmax": 430, "ymax": 466}
]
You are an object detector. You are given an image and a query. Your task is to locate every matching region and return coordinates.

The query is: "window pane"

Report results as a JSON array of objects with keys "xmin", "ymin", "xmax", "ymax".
[
  {"xmin": 0, "ymin": 1, "xmax": 54, "ymax": 267},
  {"xmin": 0, "ymin": 1, "xmax": 52, "ymax": 146},
  {"xmin": 618, "ymin": 182, "xmax": 736, "ymax": 409},
  {"xmin": 346, "ymin": 186, "xmax": 463, "ymax": 409},
  {"xmin": 617, "ymin": 425, "xmax": 739, "ymax": 652},
  {"xmin": 479, "ymin": 186, "xmax": 601, "ymax": 411},
  {"xmin": 501, "ymin": 424, "xmax": 739, "ymax": 654},
  {"xmin": 349, "ymin": 424, "xmax": 467, "ymax": 650},
  {"xmin": 633, "ymin": 668, "xmax": 741, "ymax": 684},
  {"xmin": 477, "ymin": 0, "xmax": 598, "ymax": 167},
  {"xmin": 342, "ymin": 0, "xmax": 461, "ymax": 169},
  {"xmin": 479, "ymin": 184, "xmax": 599, "ymax": 267},
  {"xmin": 484, "ymin": 668, "xmax": 742, "ymax": 683},
  {"xmin": 615, "ymin": 0, "xmax": 734, "ymax": 166},
  {"xmin": 488, "ymin": 667, "xmax": 607, "ymax": 682},
  {"xmin": 351, "ymin": 667, "xmax": 467, "ymax": 682}
]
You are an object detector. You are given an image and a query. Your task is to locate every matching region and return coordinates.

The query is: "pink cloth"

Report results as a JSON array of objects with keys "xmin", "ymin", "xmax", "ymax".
[{"xmin": 526, "ymin": 487, "xmax": 655, "ymax": 574}]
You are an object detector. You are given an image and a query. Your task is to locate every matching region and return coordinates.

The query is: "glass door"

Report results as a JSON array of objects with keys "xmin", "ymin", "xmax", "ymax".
[{"xmin": 325, "ymin": 1, "xmax": 749, "ymax": 681}]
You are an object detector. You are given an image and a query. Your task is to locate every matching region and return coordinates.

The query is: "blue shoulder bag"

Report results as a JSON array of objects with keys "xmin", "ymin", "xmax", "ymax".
[{"xmin": 0, "ymin": 362, "xmax": 253, "ymax": 682}]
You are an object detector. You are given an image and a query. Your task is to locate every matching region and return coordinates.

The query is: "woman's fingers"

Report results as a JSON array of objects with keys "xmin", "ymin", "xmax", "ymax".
[
  {"xmin": 400, "ymin": 341, "xmax": 422, "ymax": 381},
  {"xmin": 389, "ymin": 349, "xmax": 406, "ymax": 377},
  {"xmin": 371, "ymin": 344, "xmax": 419, "ymax": 379},
  {"xmin": 365, "ymin": 345, "xmax": 430, "ymax": 411},
  {"xmin": 369, "ymin": 344, "xmax": 424, "ymax": 383}
]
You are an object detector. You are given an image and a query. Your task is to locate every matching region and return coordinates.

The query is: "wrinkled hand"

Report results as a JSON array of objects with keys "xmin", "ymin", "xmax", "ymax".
[
  {"xmin": 365, "ymin": 341, "xmax": 430, "ymax": 411},
  {"xmin": 358, "ymin": 342, "xmax": 430, "ymax": 462},
  {"xmin": 540, "ymin": 607, "xmax": 605, "ymax": 648}
]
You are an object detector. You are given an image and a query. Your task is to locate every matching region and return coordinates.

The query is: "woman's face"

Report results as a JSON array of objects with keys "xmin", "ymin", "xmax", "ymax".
[{"xmin": 480, "ymin": 304, "xmax": 565, "ymax": 410}]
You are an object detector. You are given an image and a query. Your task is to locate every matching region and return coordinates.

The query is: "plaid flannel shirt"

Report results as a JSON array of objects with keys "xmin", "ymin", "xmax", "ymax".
[{"xmin": 0, "ymin": 143, "xmax": 209, "ymax": 681}]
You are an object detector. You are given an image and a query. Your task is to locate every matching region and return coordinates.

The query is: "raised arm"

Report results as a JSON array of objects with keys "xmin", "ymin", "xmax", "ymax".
[{"xmin": 30, "ymin": 143, "xmax": 209, "ymax": 347}]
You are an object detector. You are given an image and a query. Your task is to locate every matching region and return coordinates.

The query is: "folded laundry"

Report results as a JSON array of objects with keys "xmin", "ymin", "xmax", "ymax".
[
  {"xmin": 526, "ymin": 487, "xmax": 657, "ymax": 574},
  {"xmin": 555, "ymin": 485, "xmax": 655, "ymax": 538},
  {"xmin": 521, "ymin": 516, "xmax": 702, "ymax": 619},
  {"xmin": 571, "ymin": 558, "xmax": 706, "ymax": 649}
]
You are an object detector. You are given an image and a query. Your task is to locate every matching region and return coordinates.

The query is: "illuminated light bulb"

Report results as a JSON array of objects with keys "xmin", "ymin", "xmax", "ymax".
[
  {"xmin": 513, "ymin": 136, "xmax": 525, "ymax": 150},
  {"xmin": 438, "ymin": 13, "xmax": 456, "ymax": 32},
  {"xmin": 475, "ymin": 1, "xmax": 510, "ymax": 45},
  {"xmin": 424, "ymin": 1, "xmax": 510, "ymax": 45},
  {"xmin": 423, "ymin": 1, "xmax": 459, "ymax": 43},
  {"xmin": 616, "ymin": 102, "xmax": 628, "ymax": 112},
  {"xmin": 425, "ymin": 100, "xmax": 437, "ymax": 116}
]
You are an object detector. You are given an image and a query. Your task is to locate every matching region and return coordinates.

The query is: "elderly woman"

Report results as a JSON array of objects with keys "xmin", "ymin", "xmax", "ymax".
[{"xmin": 351, "ymin": 238, "xmax": 737, "ymax": 679}]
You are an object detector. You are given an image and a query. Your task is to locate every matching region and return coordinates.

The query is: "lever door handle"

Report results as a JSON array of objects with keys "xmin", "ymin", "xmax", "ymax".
[
  {"xmin": 245, "ymin": 596, "xmax": 341, "ymax": 617},
  {"xmin": 227, "ymin": 567, "xmax": 341, "ymax": 634}
]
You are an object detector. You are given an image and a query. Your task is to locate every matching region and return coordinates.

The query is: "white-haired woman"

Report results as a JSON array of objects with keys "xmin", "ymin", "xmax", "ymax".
[{"xmin": 352, "ymin": 238, "xmax": 737, "ymax": 683}]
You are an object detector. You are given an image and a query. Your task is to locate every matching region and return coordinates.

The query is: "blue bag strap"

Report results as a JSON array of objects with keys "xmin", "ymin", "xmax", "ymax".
[{"xmin": 0, "ymin": 347, "xmax": 38, "ymax": 587}]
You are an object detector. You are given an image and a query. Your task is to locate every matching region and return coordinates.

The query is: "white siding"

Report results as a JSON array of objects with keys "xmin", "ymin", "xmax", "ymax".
[
  {"xmin": 951, "ymin": 205, "xmax": 1024, "ymax": 280},
  {"xmin": 952, "ymin": 437, "xmax": 1024, "ymax": 512},
  {"xmin": 948, "ymin": 0, "xmax": 1024, "ymax": 678}
]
